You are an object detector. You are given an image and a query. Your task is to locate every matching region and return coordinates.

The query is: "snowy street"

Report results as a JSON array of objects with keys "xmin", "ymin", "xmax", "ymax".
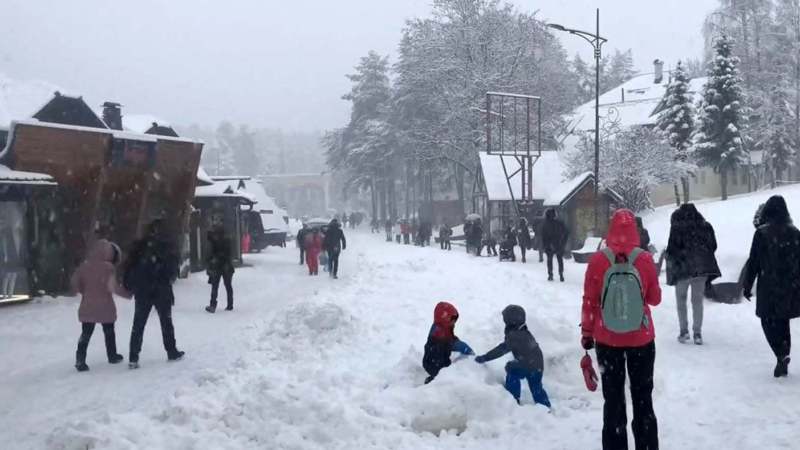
[{"xmin": 4, "ymin": 197, "xmax": 800, "ymax": 449}]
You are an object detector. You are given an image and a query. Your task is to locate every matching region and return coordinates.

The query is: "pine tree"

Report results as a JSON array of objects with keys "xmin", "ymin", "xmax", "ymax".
[
  {"xmin": 656, "ymin": 61, "xmax": 695, "ymax": 204},
  {"xmin": 763, "ymin": 86, "xmax": 796, "ymax": 185},
  {"xmin": 606, "ymin": 49, "xmax": 636, "ymax": 88},
  {"xmin": 233, "ymin": 125, "xmax": 260, "ymax": 177},
  {"xmin": 692, "ymin": 34, "xmax": 747, "ymax": 201},
  {"xmin": 573, "ymin": 54, "xmax": 594, "ymax": 103},
  {"xmin": 213, "ymin": 121, "xmax": 237, "ymax": 176}
]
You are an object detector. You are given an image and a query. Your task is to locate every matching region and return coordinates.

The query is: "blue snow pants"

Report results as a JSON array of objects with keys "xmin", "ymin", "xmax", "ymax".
[{"xmin": 505, "ymin": 361, "xmax": 551, "ymax": 408}]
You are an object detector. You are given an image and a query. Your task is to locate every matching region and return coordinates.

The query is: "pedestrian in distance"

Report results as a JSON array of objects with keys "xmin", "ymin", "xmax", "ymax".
[
  {"xmin": 439, "ymin": 223, "xmax": 452, "ymax": 251},
  {"xmin": 296, "ymin": 223, "xmax": 309, "ymax": 265},
  {"xmin": 323, "ymin": 218, "xmax": 347, "ymax": 279},
  {"xmin": 517, "ymin": 217, "xmax": 532, "ymax": 263},
  {"xmin": 636, "ymin": 216, "xmax": 651, "ymax": 251},
  {"xmin": 742, "ymin": 195, "xmax": 800, "ymax": 378},
  {"xmin": 70, "ymin": 238, "xmax": 129, "ymax": 372},
  {"xmin": 122, "ymin": 220, "xmax": 184, "ymax": 369},
  {"xmin": 475, "ymin": 305, "xmax": 551, "ymax": 409},
  {"xmin": 664, "ymin": 203, "xmax": 720, "ymax": 345},
  {"xmin": 385, "ymin": 219, "xmax": 393, "ymax": 242},
  {"xmin": 541, "ymin": 209, "xmax": 569, "ymax": 281},
  {"xmin": 304, "ymin": 227, "xmax": 323, "ymax": 276},
  {"xmin": 422, "ymin": 301, "xmax": 474, "ymax": 384},
  {"xmin": 581, "ymin": 209, "xmax": 661, "ymax": 450},
  {"xmin": 204, "ymin": 226, "xmax": 235, "ymax": 313}
]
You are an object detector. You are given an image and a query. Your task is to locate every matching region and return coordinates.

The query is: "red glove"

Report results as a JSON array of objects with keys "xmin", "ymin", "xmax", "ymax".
[{"xmin": 581, "ymin": 353, "xmax": 599, "ymax": 392}]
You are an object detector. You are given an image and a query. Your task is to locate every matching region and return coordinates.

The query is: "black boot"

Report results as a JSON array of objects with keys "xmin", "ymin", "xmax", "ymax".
[
  {"xmin": 76, "ymin": 335, "xmax": 90, "ymax": 372},
  {"xmin": 205, "ymin": 304, "xmax": 216, "ymax": 313},
  {"xmin": 103, "ymin": 325, "xmax": 123, "ymax": 363},
  {"xmin": 168, "ymin": 350, "xmax": 185, "ymax": 361},
  {"xmin": 774, "ymin": 356, "xmax": 790, "ymax": 378}
]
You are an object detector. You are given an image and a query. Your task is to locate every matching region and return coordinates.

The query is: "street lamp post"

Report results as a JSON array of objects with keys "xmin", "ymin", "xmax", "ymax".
[{"xmin": 548, "ymin": 8, "xmax": 607, "ymax": 232}]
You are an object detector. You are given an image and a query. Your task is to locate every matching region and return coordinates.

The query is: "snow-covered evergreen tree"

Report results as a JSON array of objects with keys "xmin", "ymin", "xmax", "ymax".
[
  {"xmin": 213, "ymin": 121, "xmax": 237, "ymax": 176},
  {"xmin": 233, "ymin": 125, "xmax": 260, "ymax": 177},
  {"xmin": 656, "ymin": 61, "xmax": 696, "ymax": 204},
  {"xmin": 762, "ymin": 86, "xmax": 796, "ymax": 185},
  {"xmin": 573, "ymin": 54, "xmax": 594, "ymax": 103},
  {"xmin": 692, "ymin": 34, "xmax": 747, "ymax": 201}
]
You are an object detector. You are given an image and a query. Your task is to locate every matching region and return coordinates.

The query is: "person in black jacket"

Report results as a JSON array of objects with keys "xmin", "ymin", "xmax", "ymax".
[
  {"xmin": 743, "ymin": 195, "xmax": 800, "ymax": 378},
  {"xmin": 541, "ymin": 209, "xmax": 568, "ymax": 282},
  {"xmin": 205, "ymin": 226, "xmax": 234, "ymax": 313},
  {"xmin": 665, "ymin": 203, "xmax": 721, "ymax": 345},
  {"xmin": 636, "ymin": 216, "xmax": 651, "ymax": 251},
  {"xmin": 516, "ymin": 218, "xmax": 532, "ymax": 263},
  {"xmin": 296, "ymin": 223, "xmax": 309, "ymax": 265},
  {"xmin": 323, "ymin": 219, "xmax": 347, "ymax": 279},
  {"xmin": 123, "ymin": 220, "xmax": 184, "ymax": 369},
  {"xmin": 475, "ymin": 305, "xmax": 551, "ymax": 408}
]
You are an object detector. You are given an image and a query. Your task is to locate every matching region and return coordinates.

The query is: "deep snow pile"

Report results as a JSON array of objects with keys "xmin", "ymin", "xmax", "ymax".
[{"xmin": 5, "ymin": 187, "xmax": 800, "ymax": 448}]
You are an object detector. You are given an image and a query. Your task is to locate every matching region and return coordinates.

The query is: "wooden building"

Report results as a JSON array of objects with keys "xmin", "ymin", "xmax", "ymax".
[{"xmin": 542, "ymin": 172, "xmax": 623, "ymax": 250}]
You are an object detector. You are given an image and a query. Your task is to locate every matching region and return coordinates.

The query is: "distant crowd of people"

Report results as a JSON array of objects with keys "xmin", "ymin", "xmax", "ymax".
[{"xmin": 295, "ymin": 218, "xmax": 347, "ymax": 279}]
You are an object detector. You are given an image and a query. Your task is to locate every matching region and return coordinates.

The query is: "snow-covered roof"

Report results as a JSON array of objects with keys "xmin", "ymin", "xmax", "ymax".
[
  {"xmin": 0, "ymin": 164, "xmax": 56, "ymax": 185},
  {"xmin": 0, "ymin": 73, "xmax": 62, "ymax": 130},
  {"xmin": 543, "ymin": 172, "xmax": 624, "ymax": 207},
  {"xmin": 194, "ymin": 180, "xmax": 257, "ymax": 204},
  {"xmin": 567, "ymin": 72, "xmax": 707, "ymax": 132},
  {"xmin": 544, "ymin": 172, "xmax": 594, "ymax": 207},
  {"xmin": 197, "ymin": 166, "xmax": 214, "ymax": 186},
  {"xmin": 7, "ymin": 118, "xmax": 200, "ymax": 145},
  {"xmin": 211, "ymin": 176, "xmax": 282, "ymax": 214},
  {"xmin": 478, "ymin": 151, "xmax": 567, "ymax": 202},
  {"xmin": 123, "ymin": 114, "xmax": 171, "ymax": 134}
]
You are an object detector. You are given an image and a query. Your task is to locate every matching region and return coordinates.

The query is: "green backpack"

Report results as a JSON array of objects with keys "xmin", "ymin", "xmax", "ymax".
[{"xmin": 600, "ymin": 248, "xmax": 648, "ymax": 333}]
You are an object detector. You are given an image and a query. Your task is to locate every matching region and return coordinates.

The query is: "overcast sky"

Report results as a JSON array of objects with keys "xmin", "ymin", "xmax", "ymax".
[{"xmin": 1, "ymin": 0, "xmax": 717, "ymax": 132}]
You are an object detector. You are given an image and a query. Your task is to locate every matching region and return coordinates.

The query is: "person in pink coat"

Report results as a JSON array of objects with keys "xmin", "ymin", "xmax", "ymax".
[{"xmin": 70, "ymin": 239, "xmax": 130, "ymax": 372}]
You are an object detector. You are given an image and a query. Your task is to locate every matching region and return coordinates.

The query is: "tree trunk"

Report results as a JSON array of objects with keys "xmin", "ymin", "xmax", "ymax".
[
  {"xmin": 673, "ymin": 183, "xmax": 681, "ymax": 207},
  {"xmin": 379, "ymin": 177, "xmax": 388, "ymax": 221},
  {"xmin": 455, "ymin": 163, "xmax": 465, "ymax": 216},
  {"xmin": 405, "ymin": 162, "xmax": 410, "ymax": 219},
  {"xmin": 388, "ymin": 176, "xmax": 397, "ymax": 222},
  {"xmin": 720, "ymin": 168, "xmax": 729, "ymax": 201},
  {"xmin": 370, "ymin": 178, "xmax": 377, "ymax": 221},
  {"xmin": 681, "ymin": 177, "xmax": 690, "ymax": 204}
]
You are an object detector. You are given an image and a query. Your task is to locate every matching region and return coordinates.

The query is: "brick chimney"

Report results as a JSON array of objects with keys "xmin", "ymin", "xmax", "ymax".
[
  {"xmin": 653, "ymin": 59, "xmax": 664, "ymax": 84},
  {"xmin": 102, "ymin": 101, "xmax": 123, "ymax": 130}
]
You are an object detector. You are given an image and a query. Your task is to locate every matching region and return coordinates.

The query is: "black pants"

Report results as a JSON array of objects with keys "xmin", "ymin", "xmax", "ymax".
[
  {"xmin": 129, "ymin": 295, "xmax": 178, "ymax": 362},
  {"xmin": 77, "ymin": 323, "xmax": 118, "ymax": 363},
  {"xmin": 596, "ymin": 342, "xmax": 658, "ymax": 450},
  {"xmin": 546, "ymin": 252, "xmax": 564, "ymax": 277},
  {"xmin": 209, "ymin": 272, "xmax": 233, "ymax": 309},
  {"xmin": 299, "ymin": 247, "xmax": 305, "ymax": 264},
  {"xmin": 328, "ymin": 249, "xmax": 341, "ymax": 277},
  {"xmin": 761, "ymin": 317, "xmax": 791, "ymax": 361},
  {"xmin": 520, "ymin": 246, "xmax": 527, "ymax": 263}
]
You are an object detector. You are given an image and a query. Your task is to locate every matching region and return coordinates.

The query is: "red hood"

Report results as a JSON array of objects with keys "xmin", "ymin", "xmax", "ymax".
[
  {"xmin": 432, "ymin": 302, "xmax": 459, "ymax": 340},
  {"xmin": 606, "ymin": 209, "xmax": 640, "ymax": 255}
]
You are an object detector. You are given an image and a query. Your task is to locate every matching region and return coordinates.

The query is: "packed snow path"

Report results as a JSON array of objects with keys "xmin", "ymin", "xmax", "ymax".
[{"xmin": 2, "ymin": 229, "xmax": 799, "ymax": 449}]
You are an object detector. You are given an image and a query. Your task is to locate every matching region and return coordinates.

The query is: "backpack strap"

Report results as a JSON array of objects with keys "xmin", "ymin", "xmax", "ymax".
[
  {"xmin": 601, "ymin": 248, "xmax": 615, "ymax": 265},
  {"xmin": 628, "ymin": 248, "xmax": 643, "ymax": 265}
]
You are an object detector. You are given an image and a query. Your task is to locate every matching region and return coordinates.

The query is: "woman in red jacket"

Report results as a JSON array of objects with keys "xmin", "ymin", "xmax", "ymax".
[{"xmin": 581, "ymin": 209, "xmax": 662, "ymax": 450}]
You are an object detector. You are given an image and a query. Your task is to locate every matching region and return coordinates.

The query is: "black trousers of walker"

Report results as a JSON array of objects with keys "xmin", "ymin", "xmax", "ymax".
[
  {"xmin": 596, "ymin": 342, "xmax": 659, "ymax": 450},
  {"xmin": 77, "ymin": 323, "xmax": 118, "ymax": 363},
  {"xmin": 546, "ymin": 252, "xmax": 564, "ymax": 277},
  {"xmin": 761, "ymin": 317, "xmax": 792, "ymax": 361},
  {"xmin": 328, "ymin": 249, "xmax": 341, "ymax": 277},
  {"xmin": 299, "ymin": 247, "xmax": 305, "ymax": 264},
  {"xmin": 209, "ymin": 272, "xmax": 234, "ymax": 309},
  {"xmin": 129, "ymin": 295, "xmax": 178, "ymax": 362}
]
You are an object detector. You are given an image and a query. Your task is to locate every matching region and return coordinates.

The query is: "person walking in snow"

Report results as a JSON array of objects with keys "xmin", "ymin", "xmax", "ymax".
[
  {"xmin": 665, "ymin": 203, "xmax": 720, "ymax": 345},
  {"xmin": 385, "ymin": 219, "xmax": 393, "ymax": 242},
  {"xmin": 516, "ymin": 217, "xmax": 532, "ymax": 263},
  {"xmin": 439, "ymin": 223, "xmax": 452, "ymax": 251},
  {"xmin": 742, "ymin": 195, "xmax": 800, "ymax": 378},
  {"xmin": 323, "ymin": 218, "xmax": 346, "ymax": 279},
  {"xmin": 71, "ymin": 238, "xmax": 129, "ymax": 372},
  {"xmin": 205, "ymin": 226, "xmax": 235, "ymax": 313},
  {"xmin": 123, "ymin": 220, "xmax": 184, "ymax": 369},
  {"xmin": 636, "ymin": 216, "xmax": 651, "ymax": 251},
  {"xmin": 475, "ymin": 305, "xmax": 551, "ymax": 408},
  {"xmin": 581, "ymin": 209, "xmax": 661, "ymax": 450},
  {"xmin": 422, "ymin": 301, "xmax": 474, "ymax": 384},
  {"xmin": 296, "ymin": 223, "xmax": 309, "ymax": 265},
  {"xmin": 304, "ymin": 227, "xmax": 323, "ymax": 276},
  {"xmin": 541, "ymin": 209, "xmax": 568, "ymax": 281}
]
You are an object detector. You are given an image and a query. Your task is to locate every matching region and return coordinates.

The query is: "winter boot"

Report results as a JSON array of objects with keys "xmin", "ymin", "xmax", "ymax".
[
  {"xmin": 693, "ymin": 333, "xmax": 703, "ymax": 346},
  {"xmin": 547, "ymin": 274, "xmax": 554, "ymax": 282},
  {"xmin": 678, "ymin": 332, "xmax": 690, "ymax": 344},
  {"xmin": 205, "ymin": 304, "xmax": 216, "ymax": 313},
  {"xmin": 225, "ymin": 304, "xmax": 233, "ymax": 311},
  {"xmin": 560, "ymin": 274, "xmax": 565, "ymax": 282},
  {"xmin": 108, "ymin": 354, "xmax": 124, "ymax": 364},
  {"xmin": 774, "ymin": 356, "xmax": 791, "ymax": 378},
  {"xmin": 128, "ymin": 361, "xmax": 139, "ymax": 370},
  {"xmin": 75, "ymin": 362, "xmax": 89, "ymax": 372},
  {"xmin": 167, "ymin": 350, "xmax": 185, "ymax": 362}
]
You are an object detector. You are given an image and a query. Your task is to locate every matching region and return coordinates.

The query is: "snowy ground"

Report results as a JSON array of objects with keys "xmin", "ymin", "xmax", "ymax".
[{"xmin": 4, "ymin": 188, "xmax": 800, "ymax": 449}]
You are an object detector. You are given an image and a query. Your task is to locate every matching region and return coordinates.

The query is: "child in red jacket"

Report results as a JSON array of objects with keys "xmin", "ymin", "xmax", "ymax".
[
  {"xmin": 422, "ymin": 301, "xmax": 474, "ymax": 384},
  {"xmin": 581, "ymin": 209, "xmax": 661, "ymax": 450},
  {"xmin": 304, "ymin": 228, "xmax": 323, "ymax": 275}
]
